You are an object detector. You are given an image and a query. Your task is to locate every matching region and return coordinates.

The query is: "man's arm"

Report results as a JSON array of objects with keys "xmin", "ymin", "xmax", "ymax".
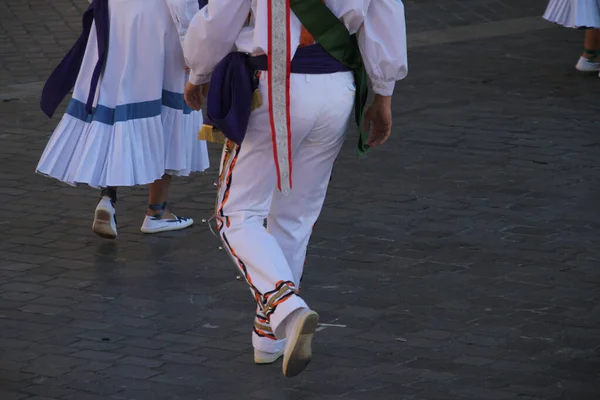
[
  {"xmin": 183, "ymin": 0, "xmax": 251, "ymax": 85},
  {"xmin": 354, "ymin": 0, "xmax": 407, "ymax": 146}
]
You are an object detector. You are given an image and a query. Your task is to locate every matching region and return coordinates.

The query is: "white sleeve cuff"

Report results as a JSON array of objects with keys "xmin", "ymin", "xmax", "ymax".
[
  {"xmin": 188, "ymin": 71, "xmax": 210, "ymax": 86},
  {"xmin": 371, "ymin": 79, "xmax": 396, "ymax": 96}
]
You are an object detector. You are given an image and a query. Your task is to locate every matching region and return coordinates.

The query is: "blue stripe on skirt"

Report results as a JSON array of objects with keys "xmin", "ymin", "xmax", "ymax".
[{"xmin": 66, "ymin": 90, "xmax": 193, "ymax": 125}]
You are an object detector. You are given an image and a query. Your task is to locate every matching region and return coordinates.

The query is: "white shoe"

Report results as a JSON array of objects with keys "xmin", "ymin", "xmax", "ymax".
[
  {"xmin": 575, "ymin": 56, "xmax": 600, "ymax": 72},
  {"xmin": 254, "ymin": 349, "xmax": 284, "ymax": 365},
  {"xmin": 140, "ymin": 214, "xmax": 193, "ymax": 233},
  {"xmin": 282, "ymin": 309, "xmax": 319, "ymax": 378},
  {"xmin": 92, "ymin": 197, "xmax": 117, "ymax": 239}
]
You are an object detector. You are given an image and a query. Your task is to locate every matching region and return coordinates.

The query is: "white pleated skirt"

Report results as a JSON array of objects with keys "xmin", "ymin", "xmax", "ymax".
[
  {"xmin": 543, "ymin": 0, "xmax": 600, "ymax": 28},
  {"xmin": 36, "ymin": 0, "xmax": 209, "ymax": 189}
]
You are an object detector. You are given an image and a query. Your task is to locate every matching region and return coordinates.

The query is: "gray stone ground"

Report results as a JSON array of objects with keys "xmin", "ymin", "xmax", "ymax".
[{"xmin": 1, "ymin": 0, "xmax": 599, "ymax": 399}]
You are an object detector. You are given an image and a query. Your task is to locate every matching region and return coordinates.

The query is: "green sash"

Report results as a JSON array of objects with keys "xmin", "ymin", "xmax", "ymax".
[{"xmin": 289, "ymin": 0, "xmax": 370, "ymax": 155}]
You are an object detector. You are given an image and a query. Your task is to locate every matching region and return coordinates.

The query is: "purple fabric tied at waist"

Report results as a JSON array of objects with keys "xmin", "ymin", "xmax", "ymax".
[
  {"xmin": 206, "ymin": 44, "xmax": 350, "ymax": 145},
  {"xmin": 40, "ymin": 0, "xmax": 109, "ymax": 118},
  {"xmin": 249, "ymin": 44, "xmax": 351, "ymax": 74}
]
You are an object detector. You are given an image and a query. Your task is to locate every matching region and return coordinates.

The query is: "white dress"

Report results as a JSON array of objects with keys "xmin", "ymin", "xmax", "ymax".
[
  {"xmin": 36, "ymin": 0, "xmax": 209, "ymax": 189},
  {"xmin": 544, "ymin": 0, "xmax": 600, "ymax": 28}
]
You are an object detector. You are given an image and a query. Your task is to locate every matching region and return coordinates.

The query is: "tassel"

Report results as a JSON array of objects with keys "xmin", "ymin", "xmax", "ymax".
[
  {"xmin": 198, "ymin": 124, "xmax": 226, "ymax": 144},
  {"xmin": 250, "ymin": 89, "xmax": 262, "ymax": 111}
]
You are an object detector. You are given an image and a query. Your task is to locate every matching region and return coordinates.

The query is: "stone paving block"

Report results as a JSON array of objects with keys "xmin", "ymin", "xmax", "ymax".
[
  {"xmin": 102, "ymin": 365, "xmax": 161, "ymax": 380},
  {"xmin": 159, "ymin": 352, "xmax": 209, "ymax": 365},
  {"xmin": 62, "ymin": 393, "xmax": 113, "ymax": 400},
  {"xmin": 115, "ymin": 346, "xmax": 164, "ymax": 360},
  {"xmin": 0, "ymin": 391, "xmax": 28, "ymax": 400},
  {"xmin": 70, "ymin": 349, "xmax": 124, "ymax": 362},
  {"xmin": 118, "ymin": 356, "xmax": 164, "ymax": 369},
  {"xmin": 27, "ymin": 397, "xmax": 59, "ymax": 400},
  {"xmin": 344, "ymin": 385, "xmax": 423, "ymax": 400},
  {"xmin": 149, "ymin": 371, "xmax": 210, "ymax": 387},
  {"xmin": 449, "ymin": 386, "xmax": 519, "ymax": 400},
  {"xmin": 70, "ymin": 339, "xmax": 123, "ymax": 352}
]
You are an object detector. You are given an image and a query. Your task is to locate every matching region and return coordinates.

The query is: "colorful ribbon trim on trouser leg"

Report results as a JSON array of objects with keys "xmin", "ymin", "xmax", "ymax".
[{"xmin": 214, "ymin": 141, "xmax": 298, "ymax": 323}]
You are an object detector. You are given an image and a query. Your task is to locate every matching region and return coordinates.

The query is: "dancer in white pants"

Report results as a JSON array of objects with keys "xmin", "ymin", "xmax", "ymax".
[{"xmin": 183, "ymin": 0, "xmax": 407, "ymax": 377}]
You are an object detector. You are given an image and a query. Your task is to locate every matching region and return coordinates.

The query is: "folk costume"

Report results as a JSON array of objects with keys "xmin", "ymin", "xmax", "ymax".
[
  {"xmin": 184, "ymin": 0, "xmax": 407, "ymax": 376},
  {"xmin": 543, "ymin": 0, "xmax": 600, "ymax": 73},
  {"xmin": 36, "ymin": 0, "xmax": 209, "ymax": 237}
]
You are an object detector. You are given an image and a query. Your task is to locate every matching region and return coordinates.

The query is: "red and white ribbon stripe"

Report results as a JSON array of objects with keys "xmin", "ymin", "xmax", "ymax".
[{"xmin": 267, "ymin": 0, "xmax": 293, "ymax": 195}]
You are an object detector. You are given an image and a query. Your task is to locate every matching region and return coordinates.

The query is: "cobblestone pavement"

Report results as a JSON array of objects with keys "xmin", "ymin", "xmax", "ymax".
[{"xmin": 1, "ymin": 1, "xmax": 600, "ymax": 399}]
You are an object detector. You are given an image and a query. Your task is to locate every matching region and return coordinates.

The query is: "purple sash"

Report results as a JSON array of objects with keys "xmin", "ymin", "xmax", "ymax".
[
  {"xmin": 206, "ymin": 44, "xmax": 350, "ymax": 144},
  {"xmin": 40, "ymin": 0, "xmax": 109, "ymax": 118}
]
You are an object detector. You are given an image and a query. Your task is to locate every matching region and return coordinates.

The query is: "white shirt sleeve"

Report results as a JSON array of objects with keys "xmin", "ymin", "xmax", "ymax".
[
  {"xmin": 165, "ymin": 0, "xmax": 201, "ymax": 46},
  {"xmin": 358, "ymin": 0, "xmax": 408, "ymax": 96},
  {"xmin": 183, "ymin": 0, "xmax": 252, "ymax": 85},
  {"xmin": 329, "ymin": 0, "xmax": 408, "ymax": 96}
]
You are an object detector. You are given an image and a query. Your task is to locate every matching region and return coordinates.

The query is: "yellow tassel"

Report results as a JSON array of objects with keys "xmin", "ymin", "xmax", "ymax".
[
  {"xmin": 250, "ymin": 89, "xmax": 262, "ymax": 111},
  {"xmin": 198, "ymin": 124, "xmax": 226, "ymax": 144}
]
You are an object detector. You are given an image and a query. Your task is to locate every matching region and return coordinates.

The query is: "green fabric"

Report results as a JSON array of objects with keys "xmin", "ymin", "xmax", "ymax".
[
  {"xmin": 583, "ymin": 48, "xmax": 599, "ymax": 58},
  {"xmin": 289, "ymin": 0, "xmax": 370, "ymax": 155}
]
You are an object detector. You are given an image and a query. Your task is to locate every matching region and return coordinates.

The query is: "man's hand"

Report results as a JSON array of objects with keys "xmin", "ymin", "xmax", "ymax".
[
  {"xmin": 184, "ymin": 81, "xmax": 203, "ymax": 111},
  {"xmin": 363, "ymin": 95, "xmax": 392, "ymax": 147}
]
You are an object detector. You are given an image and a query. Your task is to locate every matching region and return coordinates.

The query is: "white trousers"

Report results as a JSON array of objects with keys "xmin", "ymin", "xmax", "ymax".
[{"xmin": 216, "ymin": 71, "xmax": 355, "ymax": 353}]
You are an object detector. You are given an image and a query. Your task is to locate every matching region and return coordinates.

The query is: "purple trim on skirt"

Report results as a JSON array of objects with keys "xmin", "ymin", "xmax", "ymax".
[{"xmin": 40, "ymin": 0, "xmax": 109, "ymax": 118}]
